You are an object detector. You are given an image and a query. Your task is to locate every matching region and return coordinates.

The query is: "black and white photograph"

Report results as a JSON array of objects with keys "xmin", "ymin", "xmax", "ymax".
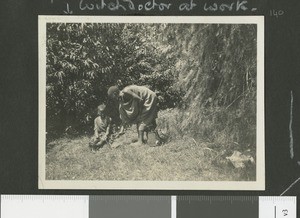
[{"xmin": 39, "ymin": 16, "xmax": 264, "ymax": 190}]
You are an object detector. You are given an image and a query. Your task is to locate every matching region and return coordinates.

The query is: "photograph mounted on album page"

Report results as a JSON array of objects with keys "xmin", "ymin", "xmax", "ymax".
[{"xmin": 38, "ymin": 15, "xmax": 264, "ymax": 190}]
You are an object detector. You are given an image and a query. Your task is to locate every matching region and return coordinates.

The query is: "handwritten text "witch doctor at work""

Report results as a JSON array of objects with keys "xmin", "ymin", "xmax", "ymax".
[
  {"xmin": 78, "ymin": 0, "xmax": 196, "ymax": 11},
  {"xmin": 59, "ymin": 0, "xmax": 256, "ymax": 14}
]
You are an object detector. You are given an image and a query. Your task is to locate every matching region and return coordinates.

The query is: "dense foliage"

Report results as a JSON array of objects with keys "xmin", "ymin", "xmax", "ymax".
[
  {"xmin": 46, "ymin": 23, "xmax": 182, "ymax": 135},
  {"xmin": 47, "ymin": 23, "xmax": 257, "ymax": 147},
  {"xmin": 160, "ymin": 24, "xmax": 257, "ymax": 146}
]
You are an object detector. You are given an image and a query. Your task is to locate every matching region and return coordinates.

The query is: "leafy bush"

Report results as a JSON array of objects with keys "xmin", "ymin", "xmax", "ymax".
[{"xmin": 46, "ymin": 23, "xmax": 183, "ymax": 135}]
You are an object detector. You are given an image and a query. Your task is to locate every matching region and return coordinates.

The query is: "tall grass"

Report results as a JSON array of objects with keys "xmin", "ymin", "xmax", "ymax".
[{"xmin": 160, "ymin": 24, "xmax": 257, "ymax": 150}]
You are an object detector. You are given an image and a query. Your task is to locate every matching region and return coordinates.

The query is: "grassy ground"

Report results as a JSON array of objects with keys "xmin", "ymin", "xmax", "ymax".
[{"xmin": 46, "ymin": 125, "xmax": 255, "ymax": 181}]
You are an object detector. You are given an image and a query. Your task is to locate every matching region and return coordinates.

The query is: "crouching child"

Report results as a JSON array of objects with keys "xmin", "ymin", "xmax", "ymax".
[{"xmin": 89, "ymin": 104, "xmax": 112, "ymax": 152}]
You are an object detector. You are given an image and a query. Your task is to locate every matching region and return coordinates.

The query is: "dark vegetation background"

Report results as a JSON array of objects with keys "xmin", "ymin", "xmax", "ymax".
[{"xmin": 46, "ymin": 23, "xmax": 257, "ymax": 148}]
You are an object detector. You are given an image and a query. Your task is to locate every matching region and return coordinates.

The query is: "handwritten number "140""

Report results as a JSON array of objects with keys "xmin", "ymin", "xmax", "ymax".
[{"xmin": 270, "ymin": 9, "xmax": 284, "ymax": 18}]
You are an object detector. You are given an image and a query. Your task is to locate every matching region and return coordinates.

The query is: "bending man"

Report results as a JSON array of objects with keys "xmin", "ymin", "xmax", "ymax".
[{"xmin": 108, "ymin": 85, "xmax": 158, "ymax": 145}]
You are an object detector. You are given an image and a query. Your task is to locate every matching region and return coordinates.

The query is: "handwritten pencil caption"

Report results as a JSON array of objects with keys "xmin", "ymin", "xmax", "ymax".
[{"xmin": 50, "ymin": 0, "xmax": 258, "ymax": 14}]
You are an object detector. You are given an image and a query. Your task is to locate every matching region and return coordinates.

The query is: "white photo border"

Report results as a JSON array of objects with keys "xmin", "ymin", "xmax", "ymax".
[{"xmin": 39, "ymin": 15, "xmax": 265, "ymax": 190}]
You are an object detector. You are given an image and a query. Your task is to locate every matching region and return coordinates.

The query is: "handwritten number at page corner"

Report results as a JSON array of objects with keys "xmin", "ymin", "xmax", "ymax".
[{"xmin": 269, "ymin": 9, "xmax": 284, "ymax": 18}]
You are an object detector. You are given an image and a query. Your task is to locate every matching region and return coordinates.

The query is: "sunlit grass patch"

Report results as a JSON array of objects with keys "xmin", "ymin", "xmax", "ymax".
[{"xmin": 46, "ymin": 127, "xmax": 255, "ymax": 181}]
